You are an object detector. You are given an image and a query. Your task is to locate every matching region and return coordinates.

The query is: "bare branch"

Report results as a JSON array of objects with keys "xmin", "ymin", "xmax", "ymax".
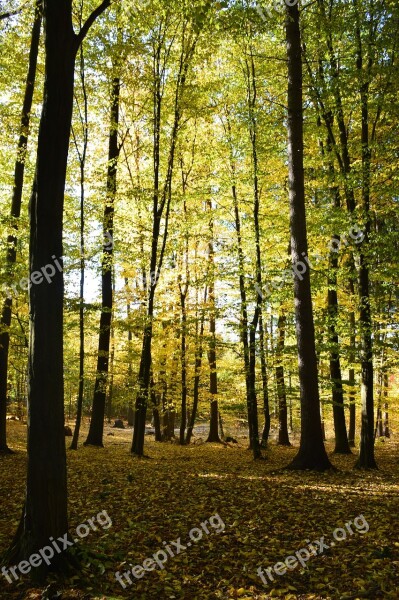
[{"xmin": 75, "ymin": 0, "xmax": 111, "ymax": 49}]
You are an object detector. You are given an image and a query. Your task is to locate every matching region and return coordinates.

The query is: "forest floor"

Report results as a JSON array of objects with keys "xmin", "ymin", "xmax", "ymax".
[{"xmin": 0, "ymin": 420, "xmax": 398, "ymax": 600}]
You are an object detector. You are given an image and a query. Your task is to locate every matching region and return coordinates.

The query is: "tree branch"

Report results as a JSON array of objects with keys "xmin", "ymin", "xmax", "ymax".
[{"xmin": 75, "ymin": 0, "xmax": 111, "ymax": 49}]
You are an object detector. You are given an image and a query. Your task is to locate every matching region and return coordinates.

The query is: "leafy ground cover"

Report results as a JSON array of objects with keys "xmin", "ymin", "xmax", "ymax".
[{"xmin": 0, "ymin": 421, "xmax": 398, "ymax": 599}]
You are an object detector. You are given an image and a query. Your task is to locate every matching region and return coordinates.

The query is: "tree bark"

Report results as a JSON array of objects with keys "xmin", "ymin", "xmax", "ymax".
[
  {"xmin": 328, "ymin": 243, "xmax": 351, "ymax": 453},
  {"xmin": 85, "ymin": 75, "xmax": 120, "ymax": 447},
  {"xmin": 285, "ymin": 1, "xmax": 332, "ymax": 470},
  {"xmin": 186, "ymin": 285, "xmax": 206, "ymax": 444},
  {"xmin": 70, "ymin": 41, "xmax": 88, "ymax": 451},
  {"xmin": 354, "ymin": 14, "xmax": 377, "ymax": 468},
  {"xmin": 276, "ymin": 312, "xmax": 290, "ymax": 446},
  {"xmin": 6, "ymin": 0, "xmax": 111, "ymax": 573}
]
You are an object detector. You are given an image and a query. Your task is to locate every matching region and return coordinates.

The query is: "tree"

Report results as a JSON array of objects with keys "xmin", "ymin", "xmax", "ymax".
[
  {"xmin": 85, "ymin": 71, "xmax": 121, "ymax": 447},
  {"xmin": 284, "ymin": 0, "xmax": 332, "ymax": 471},
  {"xmin": 5, "ymin": 0, "xmax": 110, "ymax": 574}
]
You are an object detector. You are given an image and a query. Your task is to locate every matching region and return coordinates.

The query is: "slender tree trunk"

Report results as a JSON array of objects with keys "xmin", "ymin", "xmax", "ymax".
[
  {"xmin": 106, "ymin": 296, "xmax": 115, "ymax": 424},
  {"xmin": 259, "ymin": 312, "xmax": 270, "ymax": 446},
  {"xmin": 179, "ymin": 291, "xmax": 188, "ymax": 444},
  {"xmin": 354, "ymin": 18, "xmax": 377, "ymax": 468},
  {"xmin": 285, "ymin": 1, "xmax": 332, "ymax": 470},
  {"xmin": 383, "ymin": 373, "xmax": 390, "ymax": 438},
  {"xmin": 6, "ymin": 0, "xmax": 111, "ymax": 573},
  {"xmin": 85, "ymin": 75, "xmax": 120, "ymax": 447},
  {"xmin": 245, "ymin": 46, "xmax": 264, "ymax": 459},
  {"xmin": 348, "ymin": 297, "xmax": 357, "ymax": 447},
  {"xmin": 125, "ymin": 279, "xmax": 134, "ymax": 427},
  {"xmin": 206, "ymin": 200, "xmax": 221, "ymax": 444},
  {"xmin": 0, "ymin": 0, "xmax": 42, "ymax": 455},
  {"xmin": 186, "ymin": 286, "xmax": 206, "ymax": 444},
  {"xmin": 70, "ymin": 43, "xmax": 88, "ymax": 451},
  {"xmin": 328, "ymin": 244, "xmax": 351, "ymax": 453},
  {"xmin": 131, "ymin": 25, "xmax": 198, "ymax": 456},
  {"xmin": 276, "ymin": 312, "xmax": 290, "ymax": 446},
  {"xmin": 229, "ymin": 155, "xmax": 252, "ymax": 446}
]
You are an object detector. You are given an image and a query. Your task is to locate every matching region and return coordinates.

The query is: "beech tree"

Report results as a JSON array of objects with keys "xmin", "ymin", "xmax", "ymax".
[
  {"xmin": 284, "ymin": 0, "xmax": 332, "ymax": 471},
  {"xmin": 5, "ymin": 0, "xmax": 111, "ymax": 574}
]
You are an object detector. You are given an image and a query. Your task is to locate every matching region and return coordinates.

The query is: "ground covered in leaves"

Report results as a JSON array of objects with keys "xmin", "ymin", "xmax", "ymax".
[{"xmin": 0, "ymin": 421, "xmax": 398, "ymax": 600}]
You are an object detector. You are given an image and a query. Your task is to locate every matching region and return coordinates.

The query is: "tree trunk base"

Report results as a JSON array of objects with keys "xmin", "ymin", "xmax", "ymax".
[
  {"xmin": 333, "ymin": 445, "xmax": 352, "ymax": 454},
  {"xmin": 83, "ymin": 439, "xmax": 104, "ymax": 448},
  {"xmin": 0, "ymin": 445, "xmax": 14, "ymax": 454},
  {"xmin": 206, "ymin": 435, "xmax": 222, "ymax": 443},
  {"xmin": 354, "ymin": 457, "xmax": 378, "ymax": 470},
  {"xmin": 286, "ymin": 450, "xmax": 334, "ymax": 471}
]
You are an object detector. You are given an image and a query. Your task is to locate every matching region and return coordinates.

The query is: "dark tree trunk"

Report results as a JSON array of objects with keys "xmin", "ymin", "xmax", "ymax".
[
  {"xmin": 131, "ymin": 26, "xmax": 197, "ymax": 456},
  {"xmin": 179, "ymin": 292, "xmax": 188, "ymax": 444},
  {"xmin": 276, "ymin": 312, "xmax": 290, "ymax": 446},
  {"xmin": 285, "ymin": 1, "xmax": 332, "ymax": 471},
  {"xmin": 0, "ymin": 0, "xmax": 42, "ymax": 455},
  {"xmin": 85, "ymin": 75, "xmax": 120, "ymax": 447},
  {"xmin": 206, "ymin": 200, "xmax": 221, "ymax": 444},
  {"xmin": 354, "ymin": 23, "xmax": 377, "ymax": 469},
  {"xmin": 70, "ymin": 44, "xmax": 88, "ymax": 451},
  {"xmin": 186, "ymin": 286, "xmax": 206, "ymax": 444},
  {"xmin": 259, "ymin": 312, "xmax": 270, "ymax": 446},
  {"xmin": 248, "ymin": 322, "xmax": 261, "ymax": 458},
  {"xmin": 383, "ymin": 373, "xmax": 390, "ymax": 438},
  {"xmin": 153, "ymin": 406, "xmax": 162, "ymax": 441},
  {"xmin": 6, "ymin": 0, "xmax": 111, "ymax": 573},
  {"xmin": 125, "ymin": 278, "xmax": 134, "ymax": 427},
  {"xmin": 328, "ymin": 246, "xmax": 351, "ymax": 454},
  {"xmin": 245, "ymin": 47, "xmax": 263, "ymax": 460},
  {"xmin": 132, "ymin": 321, "xmax": 153, "ymax": 455},
  {"xmin": 348, "ymin": 300, "xmax": 357, "ymax": 447}
]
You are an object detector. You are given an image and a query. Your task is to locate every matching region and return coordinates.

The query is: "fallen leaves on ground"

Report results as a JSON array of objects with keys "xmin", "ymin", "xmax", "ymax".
[{"xmin": 0, "ymin": 421, "xmax": 398, "ymax": 600}]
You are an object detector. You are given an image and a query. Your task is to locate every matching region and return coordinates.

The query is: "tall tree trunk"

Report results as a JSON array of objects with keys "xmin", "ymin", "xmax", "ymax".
[
  {"xmin": 206, "ymin": 200, "xmax": 221, "ymax": 443},
  {"xmin": 354, "ymin": 15, "xmax": 377, "ymax": 469},
  {"xmin": 0, "ymin": 0, "xmax": 42, "ymax": 455},
  {"xmin": 285, "ymin": 1, "xmax": 332, "ymax": 470},
  {"xmin": 383, "ymin": 373, "xmax": 390, "ymax": 438},
  {"xmin": 228, "ymin": 147, "xmax": 252, "ymax": 447},
  {"xmin": 348, "ymin": 290, "xmax": 357, "ymax": 447},
  {"xmin": 328, "ymin": 243, "xmax": 351, "ymax": 453},
  {"xmin": 276, "ymin": 312, "xmax": 290, "ymax": 446},
  {"xmin": 186, "ymin": 285, "xmax": 206, "ymax": 444},
  {"xmin": 6, "ymin": 0, "xmax": 111, "ymax": 573},
  {"xmin": 259, "ymin": 311, "xmax": 270, "ymax": 446},
  {"xmin": 85, "ymin": 75, "xmax": 120, "ymax": 447},
  {"xmin": 106, "ymin": 292, "xmax": 115, "ymax": 425},
  {"xmin": 132, "ymin": 23, "xmax": 199, "ymax": 456},
  {"xmin": 179, "ymin": 291, "xmax": 188, "ymax": 444},
  {"xmin": 70, "ymin": 42, "xmax": 88, "ymax": 451},
  {"xmin": 245, "ymin": 46, "xmax": 263, "ymax": 459}
]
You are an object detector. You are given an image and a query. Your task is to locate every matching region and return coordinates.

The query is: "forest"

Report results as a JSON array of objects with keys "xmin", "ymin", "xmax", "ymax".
[{"xmin": 0, "ymin": 0, "xmax": 398, "ymax": 598}]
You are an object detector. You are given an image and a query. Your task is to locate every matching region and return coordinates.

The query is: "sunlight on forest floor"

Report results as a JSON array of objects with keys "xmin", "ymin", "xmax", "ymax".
[{"xmin": 0, "ymin": 421, "xmax": 398, "ymax": 599}]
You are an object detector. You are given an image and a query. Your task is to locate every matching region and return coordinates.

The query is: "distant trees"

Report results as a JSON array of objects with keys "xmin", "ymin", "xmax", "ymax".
[
  {"xmin": 0, "ymin": 0, "xmax": 397, "ymax": 489},
  {"xmin": 0, "ymin": 0, "xmax": 42, "ymax": 454}
]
